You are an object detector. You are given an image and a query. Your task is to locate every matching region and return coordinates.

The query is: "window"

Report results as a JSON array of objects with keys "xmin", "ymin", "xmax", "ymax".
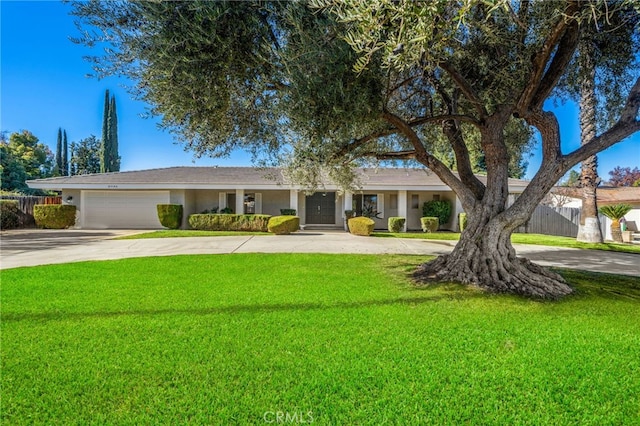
[
  {"xmin": 244, "ymin": 193, "xmax": 255, "ymax": 214},
  {"xmin": 411, "ymin": 194, "xmax": 419, "ymax": 209},
  {"xmin": 389, "ymin": 194, "xmax": 398, "ymax": 210},
  {"xmin": 354, "ymin": 194, "xmax": 382, "ymax": 218},
  {"xmin": 432, "ymin": 194, "xmax": 440, "ymax": 201}
]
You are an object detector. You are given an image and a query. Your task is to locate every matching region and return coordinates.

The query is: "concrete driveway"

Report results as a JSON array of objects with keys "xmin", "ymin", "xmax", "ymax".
[{"xmin": 1, "ymin": 229, "xmax": 639, "ymax": 277}]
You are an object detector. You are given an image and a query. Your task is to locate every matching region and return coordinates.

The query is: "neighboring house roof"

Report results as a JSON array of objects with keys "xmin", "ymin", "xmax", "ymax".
[
  {"xmin": 597, "ymin": 187, "xmax": 640, "ymax": 205},
  {"xmin": 27, "ymin": 166, "xmax": 531, "ymax": 192},
  {"xmin": 550, "ymin": 186, "xmax": 640, "ymax": 205}
]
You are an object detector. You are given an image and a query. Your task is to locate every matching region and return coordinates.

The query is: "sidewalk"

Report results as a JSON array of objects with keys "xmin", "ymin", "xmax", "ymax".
[{"xmin": 1, "ymin": 229, "xmax": 639, "ymax": 276}]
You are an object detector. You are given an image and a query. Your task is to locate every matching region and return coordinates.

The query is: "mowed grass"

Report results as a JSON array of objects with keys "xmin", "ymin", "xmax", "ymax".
[
  {"xmin": 374, "ymin": 231, "xmax": 640, "ymax": 254},
  {"xmin": 2, "ymin": 254, "xmax": 639, "ymax": 424}
]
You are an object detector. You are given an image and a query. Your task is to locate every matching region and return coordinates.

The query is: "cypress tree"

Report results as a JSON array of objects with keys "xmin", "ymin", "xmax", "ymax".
[
  {"xmin": 108, "ymin": 95, "xmax": 120, "ymax": 172},
  {"xmin": 55, "ymin": 128, "xmax": 63, "ymax": 176},
  {"xmin": 100, "ymin": 89, "xmax": 110, "ymax": 173},
  {"xmin": 100, "ymin": 89, "xmax": 120, "ymax": 173},
  {"xmin": 63, "ymin": 130, "xmax": 69, "ymax": 176}
]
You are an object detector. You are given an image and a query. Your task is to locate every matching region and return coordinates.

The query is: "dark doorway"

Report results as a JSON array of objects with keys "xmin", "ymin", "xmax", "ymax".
[{"xmin": 305, "ymin": 192, "xmax": 336, "ymax": 224}]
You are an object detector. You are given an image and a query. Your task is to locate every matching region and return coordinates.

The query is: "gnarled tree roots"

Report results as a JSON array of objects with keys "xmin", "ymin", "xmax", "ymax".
[{"xmin": 413, "ymin": 253, "xmax": 574, "ymax": 299}]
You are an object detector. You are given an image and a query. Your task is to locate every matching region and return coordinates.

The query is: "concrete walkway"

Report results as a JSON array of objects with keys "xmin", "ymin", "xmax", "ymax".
[{"xmin": 1, "ymin": 229, "xmax": 639, "ymax": 276}]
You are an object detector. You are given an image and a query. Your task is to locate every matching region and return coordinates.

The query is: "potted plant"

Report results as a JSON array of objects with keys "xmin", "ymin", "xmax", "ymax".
[{"xmin": 598, "ymin": 203, "xmax": 632, "ymax": 243}]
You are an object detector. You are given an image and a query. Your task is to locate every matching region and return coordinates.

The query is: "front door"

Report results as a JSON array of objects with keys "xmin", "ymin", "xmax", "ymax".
[{"xmin": 305, "ymin": 192, "xmax": 336, "ymax": 224}]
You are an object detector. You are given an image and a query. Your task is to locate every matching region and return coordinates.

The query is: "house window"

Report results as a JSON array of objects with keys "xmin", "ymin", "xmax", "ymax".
[
  {"xmin": 354, "ymin": 194, "xmax": 378, "ymax": 217},
  {"xmin": 411, "ymin": 194, "xmax": 419, "ymax": 209},
  {"xmin": 389, "ymin": 194, "xmax": 398, "ymax": 210},
  {"xmin": 244, "ymin": 193, "xmax": 255, "ymax": 214},
  {"xmin": 433, "ymin": 194, "xmax": 440, "ymax": 201}
]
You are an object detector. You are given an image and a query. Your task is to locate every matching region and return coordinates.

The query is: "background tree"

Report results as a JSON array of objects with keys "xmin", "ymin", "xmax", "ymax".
[
  {"xmin": 70, "ymin": 135, "xmax": 101, "ymax": 175},
  {"xmin": 100, "ymin": 90, "xmax": 120, "ymax": 173},
  {"xmin": 72, "ymin": 1, "xmax": 640, "ymax": 298},
  {"xmin": 1, "ymin": 142, "xmax": 28, "ymax": 193},
  {"xmin": 1, "ymin": 130, "xmax": 55, "ymax": 192},
  {"xmin": 63, "ymin": 130, "xmax": 69, "ymax": 176},
  {"xmin": 108, "ymin": 95, "xmax": 120, "ymax": 172},
  {"xmin": 555, "ymin": 6, "xmax": 639, "ymax": 243},
  {"xmin": 55, "ymin": 128, "xmax": 63, "ymax": 176},
  {"xmin": 607, "ymin": 166, "xmax": 640, "ymax": 186}
]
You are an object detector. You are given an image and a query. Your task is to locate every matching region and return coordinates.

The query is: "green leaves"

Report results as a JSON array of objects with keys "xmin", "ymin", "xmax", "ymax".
[{"xmin": 598, "ymin": 204, "xmax": 633, "ymax": 221}]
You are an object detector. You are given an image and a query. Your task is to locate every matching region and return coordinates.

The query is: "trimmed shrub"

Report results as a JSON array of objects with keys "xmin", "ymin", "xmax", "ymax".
[
  {"xmin": 280, "ymin": 209, "xmax": 297, "ymax": 216},
  {"xmin": 459, "ymin": 213, "xmax": 468, "ymax": 232},
  {"xmin": 33, "ymin": 204, "xmax": 76, "ymax": 229},
  {"xmin": 268, "ymin": 216, "xmax": 300, "ymax": 234},
  {"xmin": 422, "ymin": 200, "xmax": 452, "ymax": 229},
  {"xmin": 157, "ymin": 204, "xmax": 183, "ymax": 229},
  {"xmin": 188, "ymin": 214, "xmax": 271, "ymax": 232},
  {"xmin": 388, "ymin": 217, "xmax": 406, "ymax": 233},
  {"xmin": 420, "ymin": 217, "xmax": 438, "ymax": 233},
  {"xmin": 0, "ymin": 200, "xmax": 20, "ymax": 230},
  {"xmin": 348, "ymin": 216, "xmax": 375, "ymax": 236}
]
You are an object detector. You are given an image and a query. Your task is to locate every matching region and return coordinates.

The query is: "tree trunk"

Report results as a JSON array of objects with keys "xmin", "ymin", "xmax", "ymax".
[
  {"xmin": 414, "ymin": 207, "xmax": 574, "ymax": 299},
  {"xmin": 576, "ymin": 38, "xmax": 603, "ymax": 243},
  {"xmin": 610, "ymin": 219, "xmax": 623, "ymax": 243}
]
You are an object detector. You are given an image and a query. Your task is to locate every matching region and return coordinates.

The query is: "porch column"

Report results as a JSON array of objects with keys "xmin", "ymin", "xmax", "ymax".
[
  {"xmin": 343, "ymin": 191, "xmax": 353, "ymax": 215},
  {"xmin": 235, "ymin": 189, "xmax": 245, "ymax": 214},
  {"xmin": 343, "ymin": 191, "xmax": 353, "ymax": 231},
  {"xmin": 289, "ymin": 189, "xmax": 299, "ymax": 214},
  {"xmin": 454, "ymin": 196, "xmax": 464, "ymax": 232},
  {"xmin": 398, "ymin": 190, "xmax": 408, "ymax": 232}
]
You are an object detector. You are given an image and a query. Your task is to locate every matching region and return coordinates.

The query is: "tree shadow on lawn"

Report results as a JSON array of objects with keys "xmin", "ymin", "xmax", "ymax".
[{"xmin": 2, "ymin": 293, "xmax": 486, "ymax": 323}]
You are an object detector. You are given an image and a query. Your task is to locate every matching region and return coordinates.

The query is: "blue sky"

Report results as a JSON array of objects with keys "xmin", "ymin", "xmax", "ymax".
[{"xmin": 2, "ymin": 1, "xmax": 639, "ymax": 181}]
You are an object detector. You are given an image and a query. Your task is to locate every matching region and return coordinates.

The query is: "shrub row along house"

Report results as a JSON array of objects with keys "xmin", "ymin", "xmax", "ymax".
[{"xmin": 27, "ymin": 167, "xmax": 530, "ymax": 231}]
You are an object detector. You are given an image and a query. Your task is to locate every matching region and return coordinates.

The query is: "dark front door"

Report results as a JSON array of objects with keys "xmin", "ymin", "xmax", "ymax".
[{"xmin": 305, "ymin": 192, "xmax": 336, "ymax": 224}]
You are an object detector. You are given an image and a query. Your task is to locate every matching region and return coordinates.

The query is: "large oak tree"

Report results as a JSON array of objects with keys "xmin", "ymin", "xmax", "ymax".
[{"xmin": 72, "ymin": 0, "xmax": 640, "ymax": 298}]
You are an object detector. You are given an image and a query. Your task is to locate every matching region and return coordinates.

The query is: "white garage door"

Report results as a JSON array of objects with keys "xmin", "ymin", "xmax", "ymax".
[{"xmin": 83, "ymin": 191, "xmax": 170, "ymax": 229}]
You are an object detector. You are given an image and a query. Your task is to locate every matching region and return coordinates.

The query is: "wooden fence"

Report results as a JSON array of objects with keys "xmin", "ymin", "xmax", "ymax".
[
  {"xmin": 1, "ymin": 195, "xmax": 62, "ymax": 227},
  {"xmin": 517, "ymin": 205, "xmax": 607, "ymax": 238}
]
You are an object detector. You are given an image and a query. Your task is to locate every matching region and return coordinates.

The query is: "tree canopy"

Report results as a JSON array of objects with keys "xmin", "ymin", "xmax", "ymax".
[
  {"xmin": 72, "ymin": 0, "xmax": 640, "ymax": 298},
  {"xmin": 1, "ymin": 131, "xmax": 55, "ymax": 193}
]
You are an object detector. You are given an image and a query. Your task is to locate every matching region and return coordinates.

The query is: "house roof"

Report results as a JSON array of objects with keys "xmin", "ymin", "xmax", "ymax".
[
  {"xmin": 597, "ymin": 187, "xmax": 640, "ymax": 205},
  {"xmin": 550, "ymin": 185, "xmax": 640, "ymax": 205},
  {"xmin": 27, "ymin": 166, "xmax": 531, "ymax": 192}
]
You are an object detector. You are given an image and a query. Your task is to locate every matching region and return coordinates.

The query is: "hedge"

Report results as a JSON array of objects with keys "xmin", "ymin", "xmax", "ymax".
[
  {"xmin": 420, "ymin": 217, "xmax": 438, "ymax": 233},
  {"xmin": 459, "ymin": 213, "xmax": 468, "ymax": 232},
  {"xmin": 0, "ymin": 200, "xmax": 20, "ymax": 229},
  {"xmin": 33, "ymin": 204, "xmax": 76, "ymax": 229},
  {"xmin": 268, "ymin": 216, "xmax": 300, "ymax": 235},
  {"xmin": 280, "ymin": 209, "xmax": 297, "ymax": 216},
  {"xmin": 348, "ymin": 216, "xmax": 375, "ymax": 236},
  {"xmin": 387, "ymin": 217, "xmax": 405, "ymax": 233},
  {"xmin": 188, "ymin": 214, "xmax": 271, "ymax": 232},
  {"xmin": 422, "ymin": 200, "xmax": 451, "ymax": 229},
  {"xmin": 157, "ymin": 204, "xmax": 183, "ymax": 229}
]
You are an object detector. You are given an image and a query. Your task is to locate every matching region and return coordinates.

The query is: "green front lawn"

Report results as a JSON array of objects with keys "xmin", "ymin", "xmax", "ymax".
[
  {"xmin": 2, "ymin": 254, "xmax": 639, "ymax": 424},
  {"xmin": 374, "ymin": 232, "xmax": 640, "ymax": 254}
]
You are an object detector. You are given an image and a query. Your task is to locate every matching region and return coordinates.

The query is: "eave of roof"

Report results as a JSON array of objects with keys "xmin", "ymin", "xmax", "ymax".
[{"xmin": 26, "ymin": 166, "xmax": 531, "ymax": 192}]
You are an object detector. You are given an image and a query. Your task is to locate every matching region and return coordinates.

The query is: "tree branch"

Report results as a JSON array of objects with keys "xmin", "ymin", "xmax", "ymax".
[
  {"xmin": 439, "ymin": 61, "xmax": 487, "ymax": 118},
  {"xmin": 564, "ymin": 76, "xmax": 640, "ymax": 167},
  {"xmin": 382, "ymin": 110, "xmax": 478, "ymax": 208},
  {"xmin": 530, "ymin": 20, "xmax": 580, "ymax": 110},
  {"xmin": 516, "ymin": 1, "xmax": 581, "ymax": 113}
]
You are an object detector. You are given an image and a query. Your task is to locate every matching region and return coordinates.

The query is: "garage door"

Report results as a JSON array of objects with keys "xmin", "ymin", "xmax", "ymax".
[{"xmin": 83, "ymin": 191, "xmax": 170, "ymax": 229}]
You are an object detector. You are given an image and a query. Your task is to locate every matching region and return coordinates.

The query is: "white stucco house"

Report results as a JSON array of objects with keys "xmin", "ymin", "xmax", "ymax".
[
  {"xmin": 547, "ymin": 186, "xmax": 640, "ymax": 240},
  {"xmin": 27, "ymin": 166, "xmax": 530, "ymax": 231}
]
